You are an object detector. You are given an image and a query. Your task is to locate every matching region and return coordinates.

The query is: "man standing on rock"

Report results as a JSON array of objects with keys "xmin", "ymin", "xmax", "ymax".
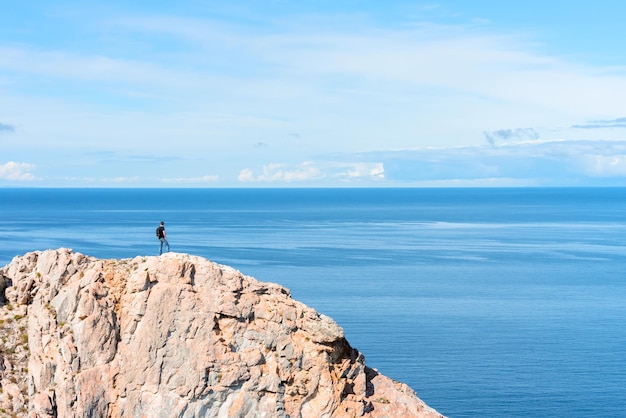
[{"xmin": 156, "ymin": 221, "xmax": 170, "ymax": 255}]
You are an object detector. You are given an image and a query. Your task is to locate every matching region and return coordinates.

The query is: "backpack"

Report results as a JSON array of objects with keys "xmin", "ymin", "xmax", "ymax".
[{"xmin": 156, "ymin": 226, "xmax": 163, "ymax": 238}]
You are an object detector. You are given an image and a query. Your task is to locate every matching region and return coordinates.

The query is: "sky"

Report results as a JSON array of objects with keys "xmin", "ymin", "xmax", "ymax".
[{"xmin": 1, "ymin": 0, "xmax": 626, "ymax": 187}]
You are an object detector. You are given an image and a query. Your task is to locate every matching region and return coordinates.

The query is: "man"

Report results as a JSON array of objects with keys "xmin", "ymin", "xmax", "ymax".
[{"xmin": 156, "ymin": 221, "xmax": 170, "ymax": 255}]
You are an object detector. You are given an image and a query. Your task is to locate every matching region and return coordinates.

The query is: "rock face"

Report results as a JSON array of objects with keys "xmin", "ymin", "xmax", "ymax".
[{"xmin": 0, "ymin": 249, "xmax": 443, "ymax": 418}]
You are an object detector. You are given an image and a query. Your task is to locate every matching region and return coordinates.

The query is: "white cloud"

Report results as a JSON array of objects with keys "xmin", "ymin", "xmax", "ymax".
[
  {"xmin": 0, "ymin": 161, "xmax": 36, "ymax": 181},
  {"xmin": 344, "ymin": 162, "xmax": 385, "ymax": 179},
  {"xmin": 237, "ymin": 168, "xmax": 254, "ymax": 182},
  {"xmin": 238, "ymin": 163, "xmax": 321, "ymax": 182},
  {"xmin": 238, "ymin": 162, "xmax": 384, "ymax": 183},
  {"xmin": 582, "ymin": 155, "xmax": 626, "ymax": 177}
]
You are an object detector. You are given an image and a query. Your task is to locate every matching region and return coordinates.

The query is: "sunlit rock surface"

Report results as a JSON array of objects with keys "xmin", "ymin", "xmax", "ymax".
[{"xmin": 0, "ymin": 249, "xmax": 444, "ymax": 418}]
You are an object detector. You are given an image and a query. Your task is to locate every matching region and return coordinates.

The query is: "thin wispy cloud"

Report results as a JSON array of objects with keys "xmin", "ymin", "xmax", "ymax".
[
  {"xmin": 0, "ymin": 46, "xmax": 198, "ymax": 88},
  {"xmin": 483, "ymin": 128, "xmax": 540, "ymax": 146},
  {"xmin": 571, "ymin": 117, "xmax": 626, "ymax": 129},
  {"xmin": 0, "ymin": 123, "xmax": 15, "ymax": 134}
]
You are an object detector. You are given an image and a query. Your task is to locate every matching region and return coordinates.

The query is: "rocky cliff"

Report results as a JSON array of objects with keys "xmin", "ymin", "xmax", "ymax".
[{"xmin": 0, "ymin": 249, "xmax": 443, "ymax": 418}]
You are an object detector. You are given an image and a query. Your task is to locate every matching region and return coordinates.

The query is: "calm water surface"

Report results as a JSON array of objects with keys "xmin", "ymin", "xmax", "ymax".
[{"xmin": 1, "ymin": 188, "xmax": 625, "ymax": 417}]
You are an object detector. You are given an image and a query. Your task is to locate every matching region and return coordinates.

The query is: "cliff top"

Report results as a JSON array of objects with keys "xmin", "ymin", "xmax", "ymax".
[{"xmin": 0, "ymin": 248, "xmax": 443, "ymax": 418}]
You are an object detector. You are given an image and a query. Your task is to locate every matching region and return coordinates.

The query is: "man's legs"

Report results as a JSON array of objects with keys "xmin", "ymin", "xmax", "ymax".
[{"xmin": 160, "ymin": 238, "xmax": 170, "ymax": 254}]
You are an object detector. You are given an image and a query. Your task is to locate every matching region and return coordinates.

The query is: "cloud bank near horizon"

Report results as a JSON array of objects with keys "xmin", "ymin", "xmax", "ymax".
[
  {"xmin": 4, "ymin": 137, "xmax": 626, "ymax": 186},
  {"xmin": 231, "ymin": 138, "xmax": 626, "ymax": 187}
]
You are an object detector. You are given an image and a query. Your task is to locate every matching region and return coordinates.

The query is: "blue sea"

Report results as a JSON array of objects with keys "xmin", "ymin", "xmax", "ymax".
[{"xmin": 1, "ymin": 188, "xmax": 625, "ymax": 417}]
